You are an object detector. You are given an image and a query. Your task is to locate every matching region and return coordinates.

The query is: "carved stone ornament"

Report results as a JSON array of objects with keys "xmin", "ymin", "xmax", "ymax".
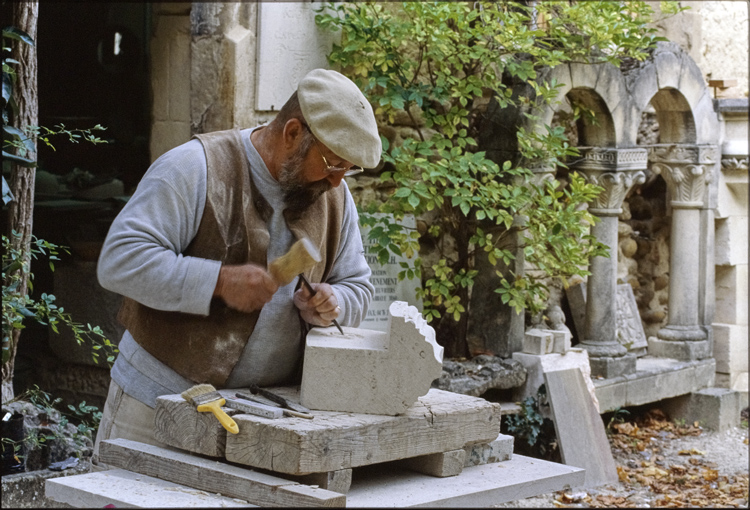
[
  {"xmin": 581, "ymin": 169, "xmax": 647, "ymax": 214},
  {"xmin": 650, "ymin": 162, "xmax": 710, "ymax": 207},
  {"xmin": 721, "ymin": 157, "xmax": 749, "ymax": 172}
]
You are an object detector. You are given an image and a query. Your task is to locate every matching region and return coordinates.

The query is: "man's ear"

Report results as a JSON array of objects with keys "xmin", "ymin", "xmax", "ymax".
[{"xmin": 282, "ymin": 118, "xmax": 305, "ymax": 150}]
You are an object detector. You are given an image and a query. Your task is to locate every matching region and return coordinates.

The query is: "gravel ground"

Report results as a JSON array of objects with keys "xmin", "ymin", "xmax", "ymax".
[{"xmin": 496, "ymin": 408, "xmax": 749, "ymax": 508}]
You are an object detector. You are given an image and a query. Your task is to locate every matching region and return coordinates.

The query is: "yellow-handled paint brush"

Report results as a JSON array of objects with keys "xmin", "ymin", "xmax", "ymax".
[{"xmin": 181, "ymin": 384, "xmax": 239, "ymax": 434}]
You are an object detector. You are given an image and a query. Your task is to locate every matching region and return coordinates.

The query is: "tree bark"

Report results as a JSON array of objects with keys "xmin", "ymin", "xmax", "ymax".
[{"xmin": 2, "ymin": 1, "xmax": 39, "ymax": 404}]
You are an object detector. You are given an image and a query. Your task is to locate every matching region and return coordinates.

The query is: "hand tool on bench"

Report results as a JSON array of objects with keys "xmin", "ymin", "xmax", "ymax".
[
  {"xmin": 237, "ymin": 386, "xmax": 314, "ymax": 419},
  {"xmin": 224, "ymin": 395, "xmax": 284, "ymax": 419},
  {"xmin": 181, "ymin": 384, "xmax": 239, "ymax": 434}
]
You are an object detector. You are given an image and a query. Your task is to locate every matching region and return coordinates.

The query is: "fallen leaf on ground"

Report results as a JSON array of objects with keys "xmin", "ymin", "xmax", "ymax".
[
  {"xmin": 702, "ymin": 468, "xmax": 719, "ymax": 481},
  {"xmin": 677, "ymin": 448, "xmax": 705, "ymax": 456}
]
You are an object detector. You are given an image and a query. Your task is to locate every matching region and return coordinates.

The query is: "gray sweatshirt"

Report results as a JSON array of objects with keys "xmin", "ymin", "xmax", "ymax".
[{"xmin": 97, "ymin": 127, "xmax": 374, "ymax": 407}]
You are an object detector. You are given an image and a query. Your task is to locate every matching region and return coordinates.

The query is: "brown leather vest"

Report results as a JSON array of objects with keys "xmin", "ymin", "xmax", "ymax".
[{"xmin": 117, "ymin": 129, "xmax": 346, "ymax": 387}]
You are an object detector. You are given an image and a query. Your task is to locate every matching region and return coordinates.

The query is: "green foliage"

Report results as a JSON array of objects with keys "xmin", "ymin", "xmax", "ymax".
[
  {"xmin": 506, "ymin": 394, "xmax": 545, "ymax": 447},
  {"xmin": 315, "ymin": 1, "xmax": 674, "ymax": 343},
  {"xmin": 606, "ymin": 406, "xmax": 631, "ymax": 432},
  {"xmin": 1, "ymin": 386, "xmax": 102, "ymax": 461},
  {"xmin": 2, "ymin": 231, "xmax": 118, "ymax": 367}
]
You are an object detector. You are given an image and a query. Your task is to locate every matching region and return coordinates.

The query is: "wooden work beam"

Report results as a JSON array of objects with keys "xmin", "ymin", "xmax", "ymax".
[{"xmin": 98, "ymin": 439, "xmax": 346, "ymax": 507}]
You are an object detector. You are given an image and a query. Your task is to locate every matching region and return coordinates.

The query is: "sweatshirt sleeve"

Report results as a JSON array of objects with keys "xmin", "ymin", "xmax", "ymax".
[
  {"xmin": 326, "ymin": 184, "xmax": 375, "ymax": 327},
  {"xmin": 97, "ymin": 140, "xmax": 221, "ymax": 316}
]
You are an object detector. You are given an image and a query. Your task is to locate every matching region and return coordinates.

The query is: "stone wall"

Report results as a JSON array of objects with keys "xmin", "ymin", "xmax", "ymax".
[{"xmin": 713, "ymin": 99, "xmax": 749, "ymax": 406}]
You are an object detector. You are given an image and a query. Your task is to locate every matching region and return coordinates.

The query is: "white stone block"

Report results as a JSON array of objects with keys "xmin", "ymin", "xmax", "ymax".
[
  {"xmin": 715, "ymin": 264, "xmax": 748, "ymax": 325},
  {"xmin": 300, "ymin": 301, "xmax": 444, "ymax": 415},
  {"xmin": 537, "ymin": 329, "xmax": 571, "ymax": 353},
  {"xmin": 713, "ymin": 323, "xmax": 749, "ymax": 373},
  {"xmin": 731, "ymin": 372, "xmax": 748, "ymax": 397},
  {"xmin": 522, "ymin": 329, "xmax": 554, "ymax": 355},
  {"xmin": 716, "ymin": 171, "xmax": 749, "ymax": 219},
  {"xmin": 715, "ymin": 217, "xmax": 749, "ymax": 266}
]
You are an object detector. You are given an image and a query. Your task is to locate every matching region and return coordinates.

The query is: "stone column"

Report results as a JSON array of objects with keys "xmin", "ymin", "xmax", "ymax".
[
  {"xmin": 648, "ymin": 145, "xmax": 718, "ymax": 360},
  {"xmin": 572, "ymin": 148, "xmax": 647, "ymax": 378}
]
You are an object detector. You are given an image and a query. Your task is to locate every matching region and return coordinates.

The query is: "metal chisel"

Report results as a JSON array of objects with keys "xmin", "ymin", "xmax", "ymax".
[{"xmin": 298, "ymin": 273, "xmax": 345, "ymax": 335}]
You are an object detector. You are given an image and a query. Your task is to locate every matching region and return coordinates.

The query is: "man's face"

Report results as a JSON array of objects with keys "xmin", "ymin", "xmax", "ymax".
[{"xmin": 277, "ymin": 137, "xmax": 332, "ymax": 212}]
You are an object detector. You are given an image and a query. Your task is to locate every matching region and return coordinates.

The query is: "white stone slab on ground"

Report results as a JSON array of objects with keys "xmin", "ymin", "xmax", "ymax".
[
  {"xmin": 345, "ymin": 454, "xmax": 585, "ymax": 507},
  {"xmin": 46, "ymin": 456, "xmax": 585, "ymax": 508}
]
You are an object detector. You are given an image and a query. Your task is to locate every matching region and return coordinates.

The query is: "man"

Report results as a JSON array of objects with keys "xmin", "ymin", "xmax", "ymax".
[{"xmin": 93, "ymin": 69, "xmax": 379, "ymax": 459}]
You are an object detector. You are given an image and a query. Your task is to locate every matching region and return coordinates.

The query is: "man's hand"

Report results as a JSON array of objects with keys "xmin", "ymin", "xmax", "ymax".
[
  {"xmin": 213, "ymin": 264, "xmax": 279, "ymax": 313},
  {"xmin": 293, "ymin": 282, "xmax": 341, "ymax": 327}
]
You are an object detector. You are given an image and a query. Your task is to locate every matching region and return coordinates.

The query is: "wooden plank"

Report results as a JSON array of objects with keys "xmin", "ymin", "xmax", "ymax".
[
  {"xmin": 544, "ymin": 368, "xmax": 617, "ymax": 488},
  {"xmin": 225, "ymin": 388, "xmax": 501, "ymax": 475},
  {"xmin": 154, "ymin": 392, "xmax": 237, "ymax": 457},
  {"xmin": 45, "ymin": 468, "xmax": 256, "ymax": 507},
  {"xmin": 399, "ymin": 449, "xmax": 466, "ymax": 477},
  {"xmin": 296, "ymin": 469, "xmax": 353, "ymax": 494},
  {"xmin": 99, "ymin": 438, "xmax": 346, "ymax": 507}
]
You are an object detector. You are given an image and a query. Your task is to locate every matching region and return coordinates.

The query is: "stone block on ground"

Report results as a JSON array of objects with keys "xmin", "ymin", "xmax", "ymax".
[
  {"xmin": 300, "ymin": 301, "xmax": 443, "ymax": 415},
  {"xmin": 464, "ymin": 433, "xmax": 514, "ymax": 466},
  {"xmin": 399, "ymin": 449, "xmax": 466, "ymax": 477},
  {"xmin": 661, "ymin": 387, "xmax": 741, "ymax": 432}
]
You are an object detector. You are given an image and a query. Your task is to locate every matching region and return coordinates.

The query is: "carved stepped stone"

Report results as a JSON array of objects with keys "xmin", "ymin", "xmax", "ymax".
[{"xmin": 300, "ymin": 301, "xmax": 444, "ymax": 415}]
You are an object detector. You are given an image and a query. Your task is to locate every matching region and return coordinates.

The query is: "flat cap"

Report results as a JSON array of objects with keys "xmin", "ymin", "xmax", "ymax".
[{"xmin": 298, "ymin": 69, "xmax": 381, "ymax": 169}]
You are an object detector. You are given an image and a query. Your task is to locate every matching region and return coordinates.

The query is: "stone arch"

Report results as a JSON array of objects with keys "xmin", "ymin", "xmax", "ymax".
[
  {"xmin": 623, "ymin": 41, "xmax": 721, "ymax": 146},
  {"xmin": 533, "ymin": 61, "xmax": 632, "ymax": 147},
  {"xmin": 649, "ymin": 88, "xmax": 696, "ymax": 143},
  {"xmin": 565, "ymin": 88, "xmax": 616, "ymax": 147}
]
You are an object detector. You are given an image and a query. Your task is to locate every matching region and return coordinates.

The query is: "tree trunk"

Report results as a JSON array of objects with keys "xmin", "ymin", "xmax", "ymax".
[{"xmin": 2, "ymin": 1, "xmax": 39, "ymax": 404}]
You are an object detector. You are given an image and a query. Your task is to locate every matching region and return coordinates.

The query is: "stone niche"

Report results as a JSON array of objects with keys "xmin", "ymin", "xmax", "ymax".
[{"xmin": 300, "ymin": 301, "xmax": 444, "ymax": 415}]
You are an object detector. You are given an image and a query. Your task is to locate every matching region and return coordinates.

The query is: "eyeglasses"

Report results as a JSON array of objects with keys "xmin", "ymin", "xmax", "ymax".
[{"xmin": 300, "ymin": 122, "xmax": 364, "ymax": 177}]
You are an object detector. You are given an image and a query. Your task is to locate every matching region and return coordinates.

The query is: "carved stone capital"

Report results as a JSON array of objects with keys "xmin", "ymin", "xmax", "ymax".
[
  {"xmin": 515, "ymin": 161, "xmax": 556, "ymax": 188},
  {"xmin": 647, "ymin": 144, "xmax": 719, "ymax": 208},
  {"xmin": 651, "ymin": 162, "xmax": 711, "ymax": 208},
  {"xmin": 580, "ymin": 169, "xmax": 647, "ymax": 214}
]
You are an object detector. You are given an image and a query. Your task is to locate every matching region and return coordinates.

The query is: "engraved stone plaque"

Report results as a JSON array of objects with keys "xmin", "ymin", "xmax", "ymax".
[
  {"xmin": 565, "ymin": 282, "xmax": 648, "ymax": 356},
  {"xmin": 360, "ymin": 214, "xmax": 422, "ymax": 331},
  {"xmin": 255, "ymin": 2, "xmax": 340, "ymax": 111}
]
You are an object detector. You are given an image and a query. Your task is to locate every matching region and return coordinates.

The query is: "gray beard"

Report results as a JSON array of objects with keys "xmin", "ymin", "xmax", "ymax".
[{"xmin": 278, "ymin": 151, "xmax": 331, "ymax": 215}]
